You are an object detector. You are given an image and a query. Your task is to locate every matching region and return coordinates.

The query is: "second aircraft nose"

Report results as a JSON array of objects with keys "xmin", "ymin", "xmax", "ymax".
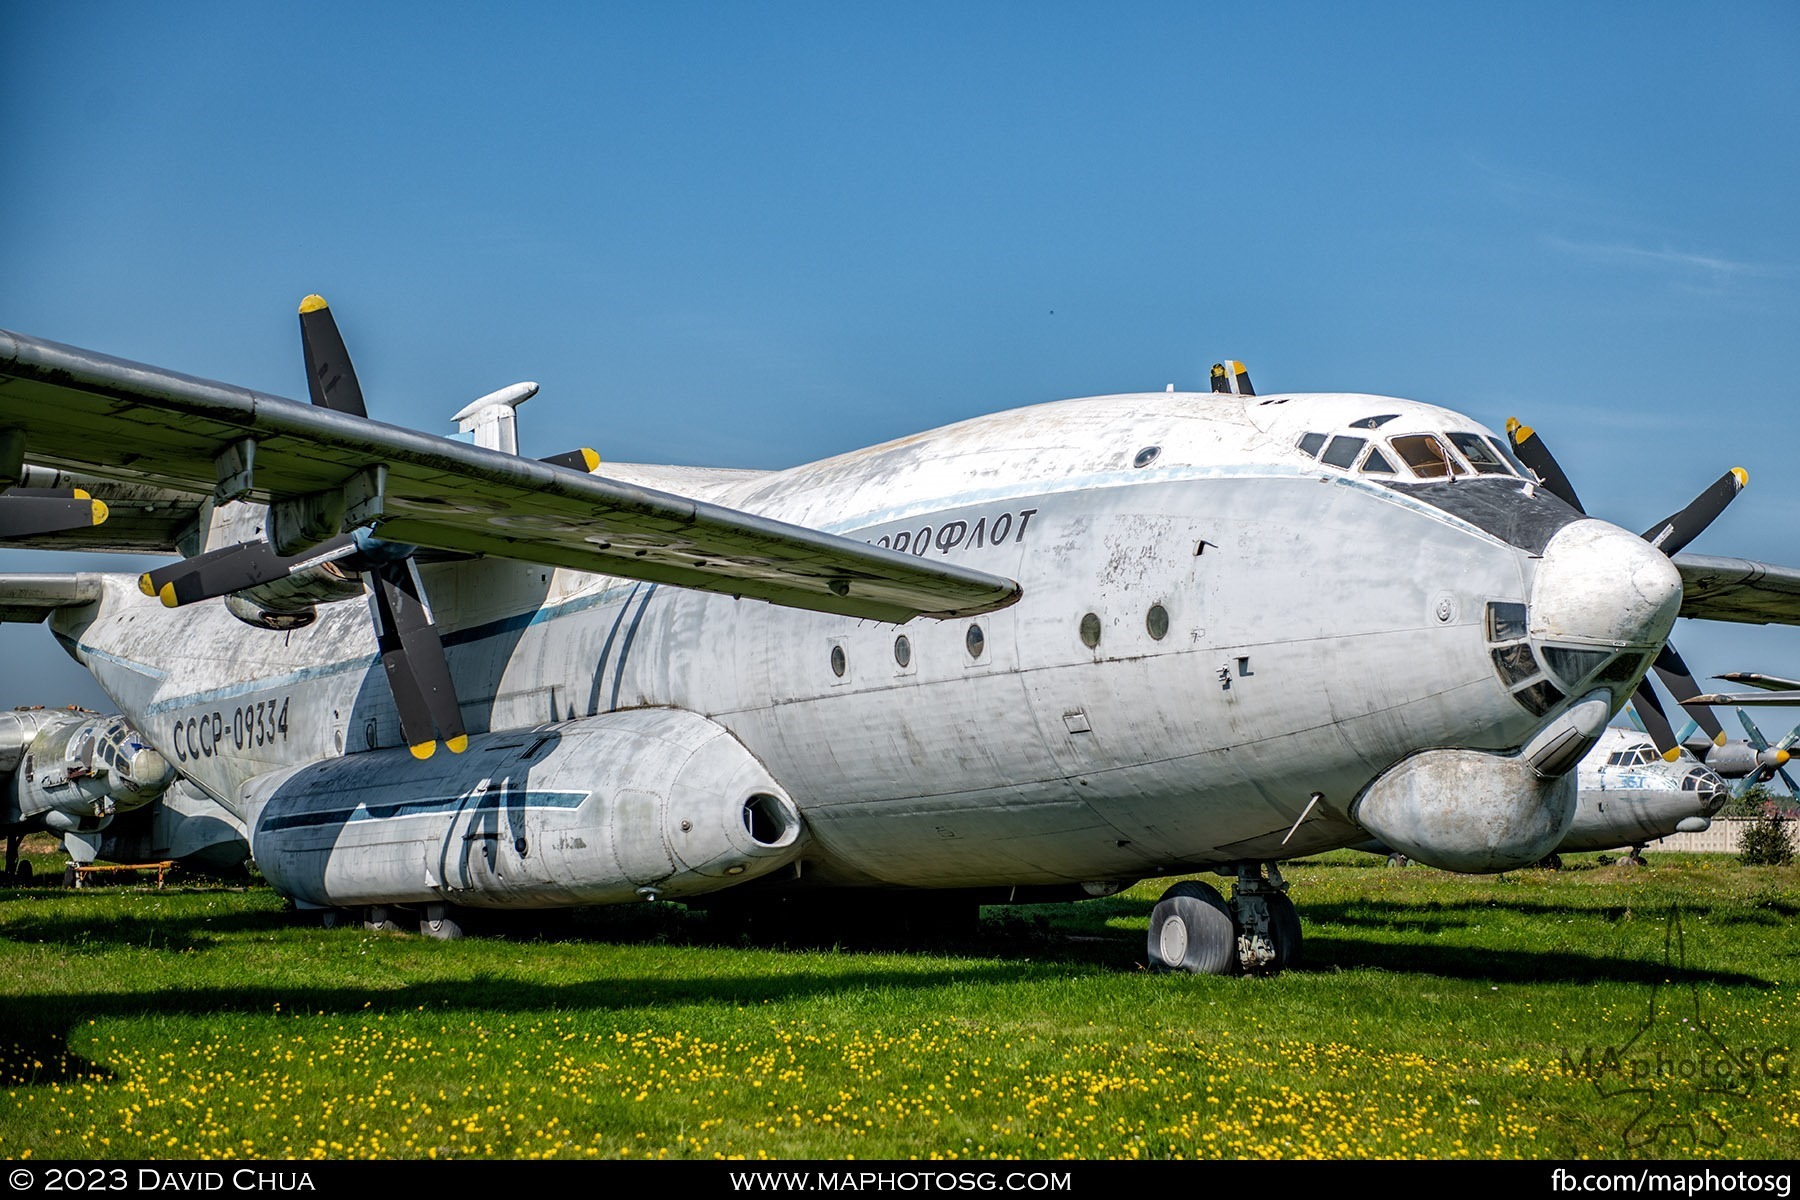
[{"xmin": 1530, "ymin": 519, "xmax": 1682, "ymax": 650}]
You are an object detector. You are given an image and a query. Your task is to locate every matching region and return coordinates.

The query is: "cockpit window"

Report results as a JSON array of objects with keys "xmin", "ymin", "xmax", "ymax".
[
  {"xmin": 1297, "ymin": 432, "xmax": 1327, "ymax": 458},
  {"xmin": 1389, "ymin": 434, "xmax": 1465, "ymax": 479},
  {"xmin": 1447, "ymin": 432, "xmax": 1515, "ymax": 475},
  {"xmin": 1321, "ymin": 435, "xmax": 1366, "ymax": 469},
  {"xmin": 1488, "ymin": 434, "xmax": 1533, "ymax": 478},
  {"xmin": 1361, "ymin": 447, "xmax": 1397, "ymax": 474},
  {"xmin": 1350, "ymin": 414, "xmax": 1400, "ymax": 429}
]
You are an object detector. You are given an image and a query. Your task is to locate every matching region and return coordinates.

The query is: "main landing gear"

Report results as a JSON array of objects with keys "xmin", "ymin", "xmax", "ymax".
[{"xmin": 1147, "ymin": 863, "xmax": 1301, "ymax": 975}]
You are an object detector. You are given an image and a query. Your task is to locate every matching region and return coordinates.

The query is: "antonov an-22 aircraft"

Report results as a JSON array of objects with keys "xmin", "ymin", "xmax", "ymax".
[{"xmin": 3, "ymin": 299, "xmax": 1799, "ymax": 974}]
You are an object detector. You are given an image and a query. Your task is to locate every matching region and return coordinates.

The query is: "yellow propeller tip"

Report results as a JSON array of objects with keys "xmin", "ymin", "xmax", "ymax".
[
  {"xmin": 1663, "ymin": 747, "xmax": 1683, "ymax": 763},
  {"xmin": 138, "ymin": 574, "xmax": 156, "ymax": 597},
  {"xmin": 72, "ymin": 488, "xmax": 89, "ymax": 500},
  {"xmin": 298, "ymin": 294, "xmax": 329, "ymax": 314},
  {"xmin": 445, "ymin": 735, "xmax": 469, "ymax": 754},
  {"xmin": 1505, "ymin": 417, "xmax": 1520, "ymax": 433},
  {"xmin": 157, "ymin": 582, "xmax": 179, "ymax": 608},
  {"xmin": 1714, "ymin": 731, "xmax": 1728, "ymax": 747},
  {"xmin": 580, "ymin": 448, "xmax": 600, "ymax": 472},
  {"xmin": 1779, "ymin": 750, "xmax": 1791, "ymax": 767},
  {"xmin": 408, "ymin": 740, "xmax": 437, "ymax": 760},
  {"xmin": 90, "ymin": 499, "xmax": 108, "ymax": 524},
  {"xmin": 1512, "ymin": 424, "xmax": 1535, "ymax": 444},
  {"xmin": 1732, "ymin": 467, "xmax": 1748, "ymax": 488}
]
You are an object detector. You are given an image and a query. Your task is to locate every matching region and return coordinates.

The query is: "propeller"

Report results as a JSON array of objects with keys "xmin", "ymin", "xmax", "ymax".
[
  {"xmin": 1736, "ymin": 710, "xmax": 1799, "ymax": 794},
  {"xmin": 139, "ymin": 296, "xmax": 472, "ymax": 758},
  {"xmin": 1505, "ymin": 417, "xmax": 1747, "ymax": 763}
]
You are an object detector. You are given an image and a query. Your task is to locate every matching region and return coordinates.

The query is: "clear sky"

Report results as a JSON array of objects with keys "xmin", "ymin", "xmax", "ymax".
[{"xmin": 4, "ymin": 3, "xmax": 1799, "ymax": 751}]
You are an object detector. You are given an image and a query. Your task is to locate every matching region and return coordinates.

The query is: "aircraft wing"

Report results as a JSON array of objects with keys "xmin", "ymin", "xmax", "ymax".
[
  {"xmin": 1673, "ymin": 554, "xmax": 1800, "ymax": 627},
  {"xmin": 0, "ymin": 573, "xmax": 104, "ymax": 623},
  {"xmin": 0, "ymin": 330, "xmax": 1020, "ymax": 622}
]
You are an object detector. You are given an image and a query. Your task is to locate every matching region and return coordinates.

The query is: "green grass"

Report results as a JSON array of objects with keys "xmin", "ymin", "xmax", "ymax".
[{"xmin": 2, "ymin": 844, "xmax": 1797, "ymax": 1160}]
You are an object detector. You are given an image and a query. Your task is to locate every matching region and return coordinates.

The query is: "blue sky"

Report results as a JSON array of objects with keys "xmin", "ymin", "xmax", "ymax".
[{"xmin": 4, "ymin": 2, "xmax": 1799, "ymax": 746}]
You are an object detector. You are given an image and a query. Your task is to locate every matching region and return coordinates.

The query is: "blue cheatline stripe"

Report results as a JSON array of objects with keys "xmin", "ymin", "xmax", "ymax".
[{"xmin": 259, "ymin": 787, "xmax": 590, "ymax": 833}]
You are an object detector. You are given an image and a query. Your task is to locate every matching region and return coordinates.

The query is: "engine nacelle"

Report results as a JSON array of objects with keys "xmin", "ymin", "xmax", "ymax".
[
  {"xmin": 224, "ymin": 561, "xmax": 366, "ymax": 631},
  {"xmin": 2, "ymin": 710, "xmax": 174, "ymax": 831},
  {"xmin": 242, "ymin": 708, "xmax": 805, "ymax": 910}
]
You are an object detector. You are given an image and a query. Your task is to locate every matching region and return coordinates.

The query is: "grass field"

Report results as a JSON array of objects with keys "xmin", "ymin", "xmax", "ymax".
[{"xmin": 2, "ymin": 839, "xmax": 1797, "ymax": 1161}]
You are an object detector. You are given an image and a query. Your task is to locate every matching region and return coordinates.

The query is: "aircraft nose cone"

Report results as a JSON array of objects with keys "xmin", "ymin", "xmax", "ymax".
[
  {"xmin": 123, "ymin": 746, "xmax": 174, "ymax": 796},
  {"xmin": 1530, "ymin": 519, "xmax": 1681, "ymax": 649}
]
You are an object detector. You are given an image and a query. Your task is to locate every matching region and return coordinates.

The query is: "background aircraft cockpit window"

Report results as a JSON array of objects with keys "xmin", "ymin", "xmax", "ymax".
[
  {"xmin": 1608, "ymin": 751, "xmax": 1633, "ymax": 766},
  {"xmin": 1388, "ymin": 434, "xmax": 1461, "ymax": 478},
  {"xmin": 1297, "ymin": 432, "xmax": 1327, "ymax": 458},
  {"xmin": 1321, "ymin": 435, "xmax": 1366, "ymax": 469},
  {"xmin": 1360, "ymin": 446, "xmax": 1397, "ymax": 474},
  {"xmin": 1447, "ymin": 432, "xmax": 1515, "ymax": 476}
]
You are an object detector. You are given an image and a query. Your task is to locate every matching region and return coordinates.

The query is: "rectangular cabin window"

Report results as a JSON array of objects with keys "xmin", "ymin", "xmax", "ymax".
[
  {"xmin": 1389, "ymin": 434, "xmax": 1462, "ymax": 479},
  {"xmin": 1297, "ymin": 432, "xmax": 1327, "ymax": 458},
  {"xmin": 1321, "ymin": 435, "xmax": 1366, "ymax": 469},
  {"xmin": 1448, "ymin": 431, "xmax": 1514, "ymax": 475}
]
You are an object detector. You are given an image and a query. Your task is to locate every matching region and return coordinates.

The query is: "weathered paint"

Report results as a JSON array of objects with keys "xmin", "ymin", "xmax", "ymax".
[{"xmin": 42, "ymin": 388, "xmax": 1682, "ymax": 904}]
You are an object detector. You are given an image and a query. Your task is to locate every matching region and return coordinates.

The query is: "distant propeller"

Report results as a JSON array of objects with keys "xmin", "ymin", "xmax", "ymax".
[
  {"xmin": 1506, "ymin": 417, "xmax": 1748, "ymax": 763},
  {"xmin": 1736, "ymin": 710, "xmax": 1800, "ymax": 794}
]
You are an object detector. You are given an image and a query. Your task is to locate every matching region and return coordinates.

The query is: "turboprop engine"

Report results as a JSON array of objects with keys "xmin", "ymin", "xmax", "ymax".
[
  {"xmin": 242, "ymin": 707, "xmax": 806, "ymax": 910},
  {"xmin": 0, "ymin": 709, "xmax": 174, "ymax": 834}
]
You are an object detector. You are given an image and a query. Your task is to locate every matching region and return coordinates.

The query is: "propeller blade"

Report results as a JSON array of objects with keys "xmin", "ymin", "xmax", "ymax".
[
  {"xmin": 1738, "ymin": 708, "xmax": 1771, "ymax": 751},
  {"xmin": 1504, "ymin": 419, "xmax": 1585, "ymax": 513},
  {"xmin": 139, "ymin": 534, "xmax": 359, "ymax": 608},
  {"xmin": 298, "ymin": 295, "xmax": 368, "ymax": 418},
  {"xmin": 1631, "ymin": 681, "xmax": 1682, "ymax": 761},
  {"xmin": 1652, "ymin": 643, "xmax": 1728, "ymax": 747},
  {"xmin": 0, "ymin": 488, "xmax": 107, "ymax": 539},
  {"xmin": 540, "ymin": 448, "xmax": 599, "ymax": 473},
  {"xmin": 367, "ymin": 560, "xmax": 467, "ymax": 759},
  {"xmin": 1638, "ymin": 468, "xmax": 1747, "ymax": 556}
]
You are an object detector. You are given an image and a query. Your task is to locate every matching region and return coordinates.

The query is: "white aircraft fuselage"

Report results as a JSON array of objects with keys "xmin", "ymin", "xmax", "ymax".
[
  {"xmin": 1561, "ymin": 727, "xmax": 1727, "ymax": 853},
  {"xmin": 45, "ymin": 389, "xmax": 1680, "ymax": 910}
]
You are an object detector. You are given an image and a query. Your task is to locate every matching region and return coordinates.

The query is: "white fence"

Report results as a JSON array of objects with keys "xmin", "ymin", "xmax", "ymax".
[{"xmin": 1646, "ymin": 818, "xmax": 1760, "ymax": 854}]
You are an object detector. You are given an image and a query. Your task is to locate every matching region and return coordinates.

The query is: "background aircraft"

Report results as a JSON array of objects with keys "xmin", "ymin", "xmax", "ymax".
[{"xmin": 5, "ymin": 301, "xmax": 1800, "ymax": 977}]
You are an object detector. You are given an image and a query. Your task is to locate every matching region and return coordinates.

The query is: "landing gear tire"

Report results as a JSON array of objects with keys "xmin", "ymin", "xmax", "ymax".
[
  {"xmin": 1537, "ymin": 854, "xmax": 1563, "ymax": 871},
  {"xmin": 319, "ymin": 908, "xmax": 345, "ymax": 929},
  {"xmin": 1385, "ymin": 852, "xmax": 1409, "ymax": 868},
  {"xmin": 62, "ymin": 864, "xmax": 77, "ymax": 889},
  {"xmin": 1623, "ymin": 849, "xmax": 1647, "ymax": 867},
  {"xmin": 1265, "ymin": 891, "xmax": 1303, "ymax": 971},
  {"xmin": 364, "ymin": 905, "xmax": 404, "ymax": 933},
  {"xmin": 421, "ymin": 904, "xmax": 463, "ymax": 941},
  {"xmin": 1147, "ymin": 881, "xmax": 1237, "ymax": 974}
]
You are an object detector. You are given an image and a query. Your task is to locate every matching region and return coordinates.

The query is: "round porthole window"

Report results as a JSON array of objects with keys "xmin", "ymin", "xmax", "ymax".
[
  {"xmin": 894, "ymin": 634, "xmax": 912, "ymax": 667},
  {"xmin": 1147, "ymin": 604, "xmax": 1169, "ymax": 640},
  {"xmin": 830, "ymin": 645, "xmax": 846, "ymax": 677},
  {"xmin": 1079, "ymin": 612, "xmax": 1101, "ymax": 648},
  {"xmin": 966, "ymin": 625, "xmax": 985, "ymax": 658},
  {"xmin": 1133, "ymin": 446, "xmax": 1161, "ymax": 469}
]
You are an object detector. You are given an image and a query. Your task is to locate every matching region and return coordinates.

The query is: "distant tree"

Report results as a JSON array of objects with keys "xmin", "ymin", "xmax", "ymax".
[
  {"xmin": 1739, "ymin": 802, "xmax": 1795, "ymax": 867},
  {"xmin": 1721, "ymin": 782, "xmax": 1777, "ymax": 819}
]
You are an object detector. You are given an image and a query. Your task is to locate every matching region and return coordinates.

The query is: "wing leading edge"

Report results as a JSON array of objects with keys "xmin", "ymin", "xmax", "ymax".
[
  {"xmin": 1674, "ymin": 554, "xmax": 1800, "ymax": 628},
  {"xmin": 0, "ymin": 329, "xmax": 1020, "ymax": 623}
]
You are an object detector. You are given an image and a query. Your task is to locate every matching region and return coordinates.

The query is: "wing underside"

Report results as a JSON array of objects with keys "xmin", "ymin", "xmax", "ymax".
[
  {"xmin": 0, "ymin": 330, "xmax": 1019, "ymax": 623},
  {"xmin": 1674, "ymin": 553, "xmax": 1800, "ymax": 627}
]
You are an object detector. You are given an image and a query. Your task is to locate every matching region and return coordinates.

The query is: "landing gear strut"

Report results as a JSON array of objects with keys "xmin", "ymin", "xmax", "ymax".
[{"xmin": 1147, "ymin": 863, "xmax": 1302, "ymax": 975}]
